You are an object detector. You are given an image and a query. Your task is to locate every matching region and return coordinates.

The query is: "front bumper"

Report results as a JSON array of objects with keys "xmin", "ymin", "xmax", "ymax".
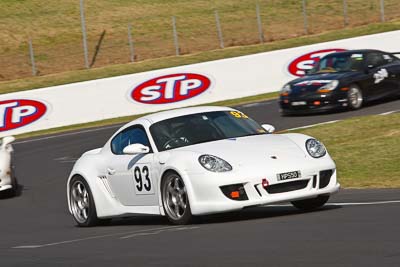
[
  {"xmin": 0, "ymin": 174, "xmax": 13, "ymax": 192},
  {"xmin": 0, "ymin": 185, "xmax": 12, "ymax": 192},
  {"xmin": 186, "ymin": 163, "xmax": 340, "ymax": 215},
  {"xmin": 279, "ymin": 91, "xmax": 349, "ymax": 115}
]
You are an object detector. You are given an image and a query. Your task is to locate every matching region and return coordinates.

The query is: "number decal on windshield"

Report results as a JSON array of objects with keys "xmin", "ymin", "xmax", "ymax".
[
  {"xmin": 133, "ymin": 165, "xmax": 154, "ymax": 195},
  {"xmin": 230, "ymin": 111, "xmax": 249, "ymax": 119}
]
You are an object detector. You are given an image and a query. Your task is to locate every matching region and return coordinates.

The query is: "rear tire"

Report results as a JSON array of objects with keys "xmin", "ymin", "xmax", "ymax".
[
  {"xmin": 161, "ymin": 172, "xmax": 193, "ymax": 225},
  {"xmin": 69, "ymin": 176, "xmax": 100, "ymax": 227},
  {"xmin": 347, "ymin": 84, "xmax": 363, "ymax": 110},
  {"xmin": 291, "ymin": 195, "xmax": 329, "ymax": 211},
  {"xmin": 2, "ymin": 174, "xmax": 18, "ymax": 198},
  {"xmin": 279, "ymin": 109, "xmax": 291, "ymax": 117},
  {"xmin": 8, "ymin": 175, "xmax": 18, "ymax": 197}
]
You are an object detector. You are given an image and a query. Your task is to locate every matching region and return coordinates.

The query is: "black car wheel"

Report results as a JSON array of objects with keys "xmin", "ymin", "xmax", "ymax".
[
  {"xmin": 279, "ymin": 109, "xmax": 290, "ymax": 117},
  {"xmin": 347, "ymin": 84, "xmax": 363, "ymax": 110},
  {"xmin": 8, "ymin": 175, "xmax": 18, "ymax": 197},
  {"xmin": 291, "ymin": 195, "xmax": 329, "ymax": 211}
]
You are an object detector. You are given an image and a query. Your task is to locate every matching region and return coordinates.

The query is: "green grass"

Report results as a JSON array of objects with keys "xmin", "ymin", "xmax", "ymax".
[
  {"xmin": 1, "ymin": 0, "xmax": 400, "ymax": 81},
  {"xmin": 1, "ymin": 20, "xmax": 400, "ymax": 94},
  {"xmin": 292, "ymin": 113, "xmax": 400, "ymax": 188}
]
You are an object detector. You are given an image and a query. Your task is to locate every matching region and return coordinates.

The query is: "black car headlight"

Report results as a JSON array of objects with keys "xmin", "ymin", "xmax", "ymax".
[
  {"xmin": 318, "ymin": 80, "xmax": 339, "ymax": 92},
  {"xmin": 198, "ymin": 155, "xmax": 232, "ymax": 172},
  {"xmin": 305, "ymin": 139, "xmax": 327, "ymax": 158},
  {"xmin": 281, "ymin": 84, "xmax": 291, "ymax": 95}
]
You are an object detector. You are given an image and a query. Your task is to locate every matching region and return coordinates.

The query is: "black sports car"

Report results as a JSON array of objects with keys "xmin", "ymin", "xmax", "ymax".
[{"xmin": 279, "ymin": 49, "xmax": 400, "ymax": 115}]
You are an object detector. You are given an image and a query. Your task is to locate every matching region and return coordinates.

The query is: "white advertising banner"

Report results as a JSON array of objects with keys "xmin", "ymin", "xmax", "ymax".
[{"xmin": 1, "ymin": 30, "xmax": 400, "ymax": 136}]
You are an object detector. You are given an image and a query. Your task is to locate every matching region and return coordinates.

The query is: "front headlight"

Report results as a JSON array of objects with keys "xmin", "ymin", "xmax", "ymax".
[
  {"xmin": 281, "ymin": 84, "xmax": 291, "ymax": 95},
  {"xmin": 318, "ymin": 80, "xmax": 339, "ymax": 92},
  {"xmin": 198, "ymin": 155, "xmax": 232, "ymax": 172},
  {"xmin": 305, "ymin": 139, "xmax": 327, "ymax": 158}
]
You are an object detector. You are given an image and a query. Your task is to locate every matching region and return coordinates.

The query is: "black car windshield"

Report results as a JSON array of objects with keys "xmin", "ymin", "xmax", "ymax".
[
  {"xmin": 150, "ymin": 111, "xmax": 266, "ymax": 151},
  {"xmin": 311, "ymin": 53, "xmax": 365, "ymax": 74}
]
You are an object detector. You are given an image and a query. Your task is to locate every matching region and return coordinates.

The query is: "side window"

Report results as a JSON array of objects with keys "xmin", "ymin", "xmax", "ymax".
[
  {"xmin": 382, "ymin": 53, "xmax": 396, "ymax": 64},
  {"xmin": 111, "ymin": 126, "xmax": 151, "ymax": 155},
  {"xmin": 366, "ymin": 52, "xmax": 386, "ymax": 68}
]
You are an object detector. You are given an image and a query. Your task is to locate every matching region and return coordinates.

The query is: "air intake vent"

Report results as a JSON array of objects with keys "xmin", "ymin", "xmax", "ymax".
[
  {"xmin": 319, "ymin": 169, "xmax": 333, "ymax": 188},
  {"xmin": 98, "ymin": 175, "xmax": 115, "ymax": 198},
  {"xmin": 265, "ymin": 180, "xmax": 308, "ymax": 194}
]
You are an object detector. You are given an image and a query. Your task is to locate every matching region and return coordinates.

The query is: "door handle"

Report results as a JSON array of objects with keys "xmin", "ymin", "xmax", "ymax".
[{"xmin": 107, "ymin": 168, "xmax": 116, "ymax": 175}]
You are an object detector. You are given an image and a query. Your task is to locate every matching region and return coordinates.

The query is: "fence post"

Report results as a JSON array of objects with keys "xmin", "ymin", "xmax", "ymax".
[
  {"xmin": 28, "ymin": 39, "xmax": 37, "ymax": 76},
  {"xmin": 128, "ymin": 24, "xmax": 135, "ymax": 62},
  {"xmin": 79, "ymin": 0, "xmax": 89, "ymax": 68},
  {"xmin": 343, "ymin": 0, "xmax": 348, "ymax": 26},
  {"xmin": 215, "ymin": 10, "xmax": 224, "ymax": 49},
  {"xmin": 380, "ymin": 0, "xmax": 385, "ymax": 22},
  {"xmin": 172, "ymin": 16, "xmax": 180, "ymax": 56},
  {"xmin": 301, "ymin": 0, "xmax": 309, "ymax": 34},
  {"xmin": 256, "ymin": 2, "xmax": 265, "ymax": 43}
]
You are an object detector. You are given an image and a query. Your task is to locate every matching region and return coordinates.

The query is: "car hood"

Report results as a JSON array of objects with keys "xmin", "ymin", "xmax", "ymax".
[
  {"xmin": 293, "ymin": 72, "xmax": 351, "ymax": 82},
  {"xmin": 174, "ymin": 134, "xmax": 307, "ymax": 167},
  {"xmin": 288, "ymin": 72, "xmax": 358, "ymax": 96}
]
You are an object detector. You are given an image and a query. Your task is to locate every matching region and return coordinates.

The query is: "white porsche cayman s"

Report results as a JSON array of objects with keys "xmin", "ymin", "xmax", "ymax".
[{"xmin": 67, "ymin": 106, "xmax": 340, "ymax": 226}]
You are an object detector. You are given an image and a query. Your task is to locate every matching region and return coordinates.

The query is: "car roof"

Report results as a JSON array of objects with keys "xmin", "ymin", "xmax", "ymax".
[
  {"xmin": 327, "ymin": 49, "xmax": 385, "ymax": 57},
  {"xmin": 130, "ymin": 106, "xmax": 236, "ymax": 126}
]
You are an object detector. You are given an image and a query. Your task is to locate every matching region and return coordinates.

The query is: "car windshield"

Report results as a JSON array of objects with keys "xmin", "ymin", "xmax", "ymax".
[
  {"xmin": 310, "ymin": 53, "xmax": 365, "ymax": 74},
  {"xmin": 150, "ymin": 111, "xmax": 266, "ymax": 151}
]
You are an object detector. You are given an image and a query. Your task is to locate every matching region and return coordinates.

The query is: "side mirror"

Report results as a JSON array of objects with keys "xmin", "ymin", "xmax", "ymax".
[
  {"xmin": 365, "ymin": 64, "xmax": 376, "ymax": 73},
  {"xmin": 2, "ymin": 136, "xmax": 15, "ymax": 148},
  {"xmin": 122, "ymin": 143, "xmax": 150, "ymax": 155},
  {"xmin": 261, "ymin": 124, "xmax": 275, "ymax": 134}
]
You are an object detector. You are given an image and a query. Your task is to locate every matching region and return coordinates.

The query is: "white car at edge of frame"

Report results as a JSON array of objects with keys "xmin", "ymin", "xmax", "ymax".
[
  {"xmin": 0, "ymin": 136, "xmax": 17, "ymax": 197},
  {"xmin": 67, "ymin": 106, "xmax": 340, "ymax": 226}
]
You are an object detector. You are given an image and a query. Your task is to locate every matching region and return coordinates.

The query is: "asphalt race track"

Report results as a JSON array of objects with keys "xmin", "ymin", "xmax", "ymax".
[{"xmin": 0, "ymin": 97, "xmax": 399, "ymax": 267}]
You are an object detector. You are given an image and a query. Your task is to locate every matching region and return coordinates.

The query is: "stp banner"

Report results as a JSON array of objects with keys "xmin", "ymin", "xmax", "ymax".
[{"xmin": 1, "ymin": 30, "xmax": 400, "ymax": 136}]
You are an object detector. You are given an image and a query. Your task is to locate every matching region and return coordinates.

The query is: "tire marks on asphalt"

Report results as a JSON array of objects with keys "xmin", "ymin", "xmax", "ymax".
[
  {"xmin": 11, "ymin": 199, "xmax": 400, "ymax": 249},
  {"xmin": 12, "ymin": 226, "xmax": 200, "ymax": 249}
]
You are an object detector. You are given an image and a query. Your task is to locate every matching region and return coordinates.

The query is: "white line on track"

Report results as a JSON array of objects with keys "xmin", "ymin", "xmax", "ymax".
[
  {"xmin": 14, "ymin": 101, "xmax": 274, "ymax": 145},
  {"xmin": 269, "ymin": 200, "xmax": 400, "ymax": 207},
  {"xmin": 286, "ymin": 120, "xmax": 340, "ymax": 131},
  {"xmin": 329, "ymin": 200, "xmax": 400, "ymax": 206},
  {"xmin": 12, "ymin": 200, "xmax": 399, "ymax": 249},
  {"xmin": 15, "ymin": 124, "xmax": 120, "ymax": 145},
  {"xmin": 12, "ymin": 226, "xmax": 181, "ymax": 249},
  {"xmin": 240, "ymin": 101, "xmax": 272, "ymax": 108},
  {"xmin": 13, "ymin": 108, "xmax": 398, "ymax": 145},
  {"xmin": 379, "ymin": 110, "xmax": 399, "ymax": 116},
  {"xmin": 120, "ymin": 226, "xmax": 199, "ymax": 239}
]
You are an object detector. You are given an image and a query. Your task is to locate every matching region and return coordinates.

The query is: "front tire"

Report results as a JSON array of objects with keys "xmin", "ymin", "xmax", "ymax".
[
  {"xmin": 291, "ymin": 195, "xmax": 329, "ymax": 211},
  {"xmin": 347, "ymin": 84, "xmax": 363, "ymax": 110},
  {"xmin": 161, "ymin": 172, "xmax": 193, "ymax": 225},
  {"xmin": 69, "ymin": 176, "xmax": 100, "ymax": 227}
]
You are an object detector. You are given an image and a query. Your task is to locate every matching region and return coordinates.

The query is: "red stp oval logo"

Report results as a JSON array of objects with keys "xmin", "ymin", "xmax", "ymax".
[
  {"xmin": 131, "ymin": 73, "xmax": 211, "ymax": 104},
  {"xmin": 288, "ymin": 49, "xmax": 347, "ymax": 77},
  {"xmin": 0, "ymin": 99, "xmax": 47, "ymax": 132}
]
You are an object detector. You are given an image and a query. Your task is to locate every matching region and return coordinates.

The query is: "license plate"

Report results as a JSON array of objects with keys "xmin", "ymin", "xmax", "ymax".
[
  {"xmin": 277, "ymin": 171, "xmax": 301, "ymax": 181},
  {"xmin": 291, "ymin": 101, "xmax": 307, "ymax": 106}
]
